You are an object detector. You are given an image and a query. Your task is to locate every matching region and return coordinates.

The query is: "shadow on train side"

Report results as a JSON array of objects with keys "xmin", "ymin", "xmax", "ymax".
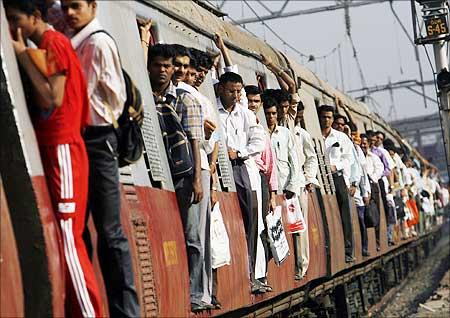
[{"xmin": 0, "ymin": 1, "xmax": 442, "ymax": 317}]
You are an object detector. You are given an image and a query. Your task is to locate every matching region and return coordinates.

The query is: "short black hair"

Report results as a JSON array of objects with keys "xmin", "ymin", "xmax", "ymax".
[
  {"xmin": 318, "ymin": 105, "xmax": 335, "ymax": 115},
  {"xmin": 3, "ymin": 0, "xmax": 48, "ymax": 21},
  {"xmin": 360, "ymin": 133, "xmax": 368, "ymax": 140},
  {"xmin": 348, "ymin": 121, "xmax": 358, "ymax": 132},
  {"xmin": 376, "ymin": 131, "xmax": 386, "ymax": 139},
  {"xmin": 262, "ymin": 95, "xmax": 278, "ymax": 110},
  {"xmin": 366, "ymin": 130, "xmax": 375, "ymax": 137},
  {"xmin": 334, "ymin": 114, "xmax": 347, "ymax": 122},
  {"xmin": 171, "ymin": 44, "xmax": 190, "ymax": 58},
  {"xmin": 219, "ymin": 72, "xmax": 243, "ymax": 85},
  {"xmin": 192, "ymin": 49, "xmax": 213, "ymax": 70},
  {"xmin": 187, "ymin": 48, "xmax": 199, "ymax": 69},
  {"xmin": 148, "ymin": 44, "xmax": 175, "ymax": 63},
  {"xmin": 273, "ymin": 89, "xmax": 290, "ymax": 105},
  {"xmin": 297, "ymin": 101, "xmax": 305, "ymax": 111},
  {"xmin": 245, "ymin": 85, "xmax": 261, "ymax": 96},
  {"xmin": 383, "ymin": 138, "xmax": 395, "ymax": 149}
]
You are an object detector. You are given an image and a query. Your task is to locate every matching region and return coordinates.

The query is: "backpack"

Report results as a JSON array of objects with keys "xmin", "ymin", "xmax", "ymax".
[
  {"xmin": 87, "ymin": 30, "xmax": 144, "ymax": 167},
  {"xmin": 155, "ymin": 97, "xmax": 193, "ymax": 179}
]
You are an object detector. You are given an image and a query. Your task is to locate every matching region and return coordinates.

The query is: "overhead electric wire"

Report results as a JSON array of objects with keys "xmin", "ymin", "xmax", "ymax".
[
  {"xmin": 241, "ymin": 0, "xmax": 309, "ymax": 58},
  {"xmin": 389, "ymin": 0, "xmax": 428, "ymax": 108}
]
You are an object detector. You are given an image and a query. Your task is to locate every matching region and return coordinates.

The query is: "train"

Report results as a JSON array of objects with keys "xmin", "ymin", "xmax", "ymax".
[{"xmin": 0, "ymin": 1, "xmax": 446, "ymax": 317}]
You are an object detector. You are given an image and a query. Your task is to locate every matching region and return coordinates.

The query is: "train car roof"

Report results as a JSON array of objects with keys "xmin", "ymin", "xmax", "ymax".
[{"xmin": 142, "ymin": 0, "xmax": 436, "ymax": 169}]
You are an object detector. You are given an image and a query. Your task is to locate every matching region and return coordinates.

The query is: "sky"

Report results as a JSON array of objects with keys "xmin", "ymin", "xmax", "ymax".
[{"xmin": 213, "ymin": 0, "xmax": 445, "ymax": 122}]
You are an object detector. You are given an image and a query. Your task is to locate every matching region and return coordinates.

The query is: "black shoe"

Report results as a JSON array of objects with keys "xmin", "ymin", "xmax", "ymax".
[
  {"xmin": 211, "ymin": 296, "xmax": 222, "ymax": 310},
  {"xmin": 376, "ymin": 246, "xmax": 381, "ymax": 252},
  {"xmin": 345, "ymin": 255, "xmax": 355, "ymax": 263},
  {"xmin": 191, "ymin": 303, "xmax": 206, "ymax": 313},
  {"xmin": 388, "ymin": 241, "xmax": 396, "ymax": 246},
  {"xmin": 362, "ymin": 250, "xmax": 370, "ymax": 257}
]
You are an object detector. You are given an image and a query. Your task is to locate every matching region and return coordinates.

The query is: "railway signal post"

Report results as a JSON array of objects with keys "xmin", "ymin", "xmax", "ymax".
[{"xmin": 412, "ymin": 0, "xmax": 450, "ymax": 179}]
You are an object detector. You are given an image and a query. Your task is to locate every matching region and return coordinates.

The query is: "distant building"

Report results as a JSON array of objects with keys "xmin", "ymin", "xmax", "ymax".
[{"xmin": 390, "ymin": 113, "xmax": 449, "ymax": 182}]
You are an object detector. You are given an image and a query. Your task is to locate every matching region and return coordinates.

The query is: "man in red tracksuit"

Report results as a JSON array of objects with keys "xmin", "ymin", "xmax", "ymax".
[{"xmin": 4, "ymin": 1, "xmax": 103, "ymax": 316}]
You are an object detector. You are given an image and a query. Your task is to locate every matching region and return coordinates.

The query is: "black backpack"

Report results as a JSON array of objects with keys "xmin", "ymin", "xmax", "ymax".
[
  {"xmin": 155, "ymin": 96, "xmax": 193, "ymax": 179},
  {"xmin": 87, "ymin": 30, "xmax": 144, "ymax": 167}
]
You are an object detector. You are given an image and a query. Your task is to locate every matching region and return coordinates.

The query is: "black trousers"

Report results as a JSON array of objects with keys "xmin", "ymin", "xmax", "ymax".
[
  {"xmin": 370, "ymin": 180, "xmax": 381, "ymax": 248},
  {"xmin": 357, "ymin": 206, "xmax": 368, "ymax": 252},
  {"xmin": 259, "ymin": 172, "xmax": 272, "ymax": 277},
  {"xmin": 83, "ymin": 127, "xmax": 140, "ymax": 317},
  {"xmin": 332, "ymin": 172, "xmax": 354, "ymax": 257},
  {"xmin": 232, "ymin": 163, "xmax": 256, "ymax": 280}
]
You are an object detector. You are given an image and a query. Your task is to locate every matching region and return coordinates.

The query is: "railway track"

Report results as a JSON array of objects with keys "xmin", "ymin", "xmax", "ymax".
[
  {"xmin": 370, "ymin": 221, "xmax": 449, "ymax": 318},
  {"xmin": 220, "ymin": 221, "xmax": 449, "ymax": 318}
]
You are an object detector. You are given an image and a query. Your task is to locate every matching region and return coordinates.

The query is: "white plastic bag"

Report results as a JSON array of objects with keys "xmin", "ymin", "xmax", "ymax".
[
  {"xmin": 285, "ymin": 195, "xmax": 306, "ymax": 233},
  {"xmin": 266, "ymin": 206, "xmax": 290, "ymax": 266},
  {"xmin": 210, "ymin": 202, "xmax": 231, "ymax": 269}
]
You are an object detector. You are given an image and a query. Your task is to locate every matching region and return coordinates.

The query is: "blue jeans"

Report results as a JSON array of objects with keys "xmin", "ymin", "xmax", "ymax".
[{"xmin": 174, "ymin": 175, "xmax": 203, "ymax": 305}]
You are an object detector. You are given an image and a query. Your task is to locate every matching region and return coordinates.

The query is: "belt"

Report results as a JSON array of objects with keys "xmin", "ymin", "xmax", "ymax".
[
  {"xmin": 332, "ymin": 169, "xmax": 344, "ymax": 177},
  {"xmin": 84, "ymin": 125, "xmax": 115, "ymax": 138},
  {"xmin": 230, "ymin": 158, "xmax": 247, "ymax": 167}
]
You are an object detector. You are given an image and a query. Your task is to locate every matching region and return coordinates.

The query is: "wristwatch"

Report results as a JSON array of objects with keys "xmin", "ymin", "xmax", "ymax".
[{"xmin": 351, "ymin": 181, "xmax": 357, "ymax": 187}]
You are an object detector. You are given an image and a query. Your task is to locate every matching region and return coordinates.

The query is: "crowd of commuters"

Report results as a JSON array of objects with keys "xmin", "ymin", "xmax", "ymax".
[{"xmin": 5, "ymin": 0, "xmax": 449, "ymax": 316}]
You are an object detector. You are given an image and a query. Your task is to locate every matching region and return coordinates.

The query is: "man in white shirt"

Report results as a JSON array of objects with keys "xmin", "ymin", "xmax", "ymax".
[
  {"xmin": 177, "ymin": 49, "xmax": 220, "ymax": 310},
  {"xmin": 216, "ymin": 72, "xmax": 265, "ymax": 292},
  {"xmin": 360, "ymin": 134, "xmax": 384, "ymax": 251},
  {"xmin": 293, "ymin": 101, "xmax": 319, "ymax": 278},
  {"xmin": 61, "ymin": 1, "xmax": 140, "ymax": 316},
  {"xmin": 318, "ymin": 105, "xmax": 355, "ymax": 262},
  {"xmin": 351, "ymin": 135, "xmax": 371, "ymax": 257}
]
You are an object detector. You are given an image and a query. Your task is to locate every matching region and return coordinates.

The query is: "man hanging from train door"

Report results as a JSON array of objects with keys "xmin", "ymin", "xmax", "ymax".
[
  {"xmin": 60, "ymin": 1, "xmax": 140, "ymax": 316},
  {"xmin": 216, "ymin": 71, "xmax": 266, "ymax": 294},
  {"xmin": 292, "ymin": 101, "xmax": 320, "ymax": 278},
  {"xmin": 175, "ymin": 47, "xmax": 221, "ymax": 311},
  {"xmin": 245, "ymin": 84, "xmax": 278, "ymax": 292},
  {"xmin": 318, "ymin": 105, "xmax": 356, "ymax": 263},
  {"xmin": 213, "ymin": 34, "xmax": 269, "ymax": 294},
  {"xmin": 144, "ymin": 42, "xmax": 206, "ymax": 312},
  {"xmin": 4, "ymin": 0, "xmax": 103, "ymax": 316}
]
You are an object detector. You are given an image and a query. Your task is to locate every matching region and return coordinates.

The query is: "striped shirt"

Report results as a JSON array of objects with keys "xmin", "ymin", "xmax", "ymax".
[{"xmin": 163, "ymin": 81, "xmax": 203, "ymax": 140}]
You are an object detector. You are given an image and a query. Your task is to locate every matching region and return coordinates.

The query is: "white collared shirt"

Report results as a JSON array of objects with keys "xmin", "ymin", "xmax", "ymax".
[
  {"xmin": 217, "ymin": 98, "xmax": 265, "ymax": 158},
  {"xmin": 293, "ymin": 125, "xmax": 319, "ymax": 188},
  {"xmin": 365, "ymin": 151, "xmax": 384, "ymax": 182},
  {"xmin": 323, "ymin": 128, "xmax": 354, "ymax": 186},
  {"xmin": 353, "ymin": 145, "xmax": 371, "ymax": 207},
  {"xmin": 270, "ymin": 125, "xmax": 300, "ymax": 195},
  {"xmin": 70, "ymin": 18, "xmax": 126, "ymax": 126}
]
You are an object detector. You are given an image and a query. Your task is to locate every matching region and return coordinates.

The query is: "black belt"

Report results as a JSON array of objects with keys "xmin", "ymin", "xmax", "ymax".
[
  {"xmin": 332, "ymin": 169, "xmax": 344, "ymax": 177},
  {"xmin": 83, "ymin": 125, "xmax": 115, "ymax": 138},
  {"xmin": 230, "ymin": 158, "xmax": 246, "ymax": 167}
]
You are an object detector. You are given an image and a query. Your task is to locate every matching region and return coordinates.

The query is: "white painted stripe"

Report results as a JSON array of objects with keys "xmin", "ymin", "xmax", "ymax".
[
  {"xmin": 60, "ymin": 219, "xmax": 95, "ymax": 317},
  {"xmin": 66, "ymin": 219, "xmax": 95, "ymax": 317},
  {"xmin": 64, "ymin": 144, "xmax": 74, "ymax": 199},
  {"xmin": 61, "ymin": 144, "xmax": 70, "ymax": 200},
  {"xmin": 57, "ymin": 145, "xmax": 66, "ymax": 199},
  {"xmin": 60, "ymin": 220, "xmax": 85, "ymax": 315}
]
